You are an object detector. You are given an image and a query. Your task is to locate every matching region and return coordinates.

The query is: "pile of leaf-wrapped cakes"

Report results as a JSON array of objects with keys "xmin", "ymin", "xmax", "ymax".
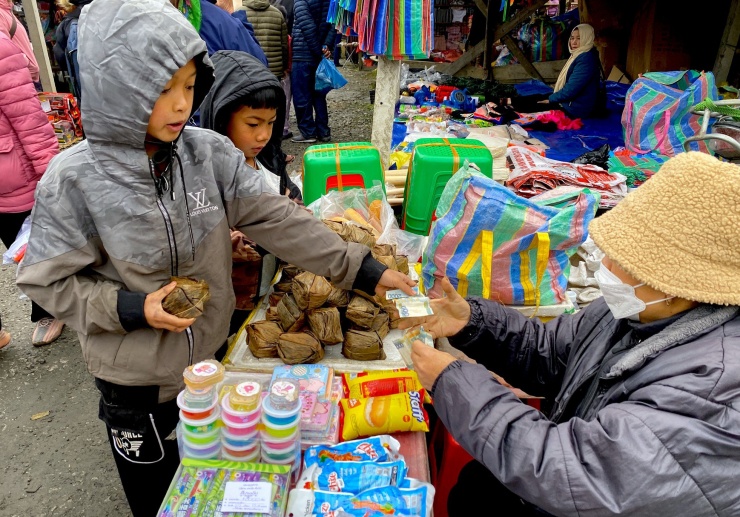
[{"xmin": 246, "ymin": 218, "xmax": 409, "ymax": 365}]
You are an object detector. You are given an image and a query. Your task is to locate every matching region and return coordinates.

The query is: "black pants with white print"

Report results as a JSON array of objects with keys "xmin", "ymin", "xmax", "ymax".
[{"xmin": 96, "ymin": 379, "xmax": 181, "ymax": 517}]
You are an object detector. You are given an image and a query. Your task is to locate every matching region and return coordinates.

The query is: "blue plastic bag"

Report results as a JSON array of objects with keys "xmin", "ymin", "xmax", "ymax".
[{"xmin": 316, "ymin": 58, "xmax": 348, "ymax": 94}]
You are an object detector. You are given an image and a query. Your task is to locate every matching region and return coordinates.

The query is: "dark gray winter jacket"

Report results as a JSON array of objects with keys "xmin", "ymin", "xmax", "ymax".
[{"xmin": 433, "ymin": 297, "xmax": 740, "ymax": 516}]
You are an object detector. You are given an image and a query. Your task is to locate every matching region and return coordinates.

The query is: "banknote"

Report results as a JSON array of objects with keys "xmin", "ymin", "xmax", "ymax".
[
  {"xmin": 394, "ymin": 297, "xmax": 434, "ymax": 318},
  {"xmin": 385, "ymin": 286, "xmax": 420, "ymax": 300},
  {"xmin": 402, "ymin": 326, "xmax": 434, "ymax": 347}
]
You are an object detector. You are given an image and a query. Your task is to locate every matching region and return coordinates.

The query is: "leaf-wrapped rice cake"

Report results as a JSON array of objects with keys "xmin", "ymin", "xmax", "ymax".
[
  {"xmin": 394, "ymin": 255, "xmax": 410, "ymax": 275},
  {"xmin": 343, "ymin": 329, "xmax": 386, "ymax": 361},
  {"xmin": 247, "ymin": 321, "xmax": 282, "ymax": 358},
  {"xmin": 277, "ymin": 294, "xmax": 305, "ymax": 332},
  {"xmin": 277, "ymin": 331, "xmax": 324, "ymax": 364},
  {"xmin": 162, "ymin": 276, "xmax": 211, "ymax": 319},
  {"xmin": 370, "ymin": 311, "xmax": 390, "ymax": 339},
  {"xmin": 307, "ymin": 307, "xmax": 344, "ymax": 345},
  {"xmin": 325, "ymin": 286, "xmax": 351, "ymax": 308},
  {"xmin": 293, "ymin": 272, "xmax": 333, "ymax": 310},
  {"xmin": 346, "ymin": 295, "xmax": 379, "ymax": 329},
  {"xmin": 372, "ymin": 244, "xmax": 397, "ymax": 258}
]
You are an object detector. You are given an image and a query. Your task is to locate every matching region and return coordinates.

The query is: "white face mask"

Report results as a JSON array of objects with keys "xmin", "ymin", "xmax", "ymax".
[{"xmin": 594, "ymin": 265, "xmax": 674, "ymax": 321}]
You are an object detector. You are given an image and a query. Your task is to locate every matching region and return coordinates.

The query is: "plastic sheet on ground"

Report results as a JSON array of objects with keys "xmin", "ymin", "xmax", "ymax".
[
  {"xmin": 526, "ymin": 106, "xmax": 625, "ymax": 162},
  {"xmin": 506, "ymin": 146, "xmax": 628, "ymax": 208}
]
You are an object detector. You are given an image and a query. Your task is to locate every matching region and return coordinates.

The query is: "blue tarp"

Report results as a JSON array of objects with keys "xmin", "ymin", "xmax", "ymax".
[
  {"xmin": 527, "ymin": 82, "xmax": 628, "ymax": 162},
  {"xmin": 514, "ymin": 80, "xmax": 554, "ymax": 97}
]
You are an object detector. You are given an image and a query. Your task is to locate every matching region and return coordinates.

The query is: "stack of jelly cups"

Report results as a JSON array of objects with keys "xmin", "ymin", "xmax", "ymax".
[
  {"xmin": 261, "ymin": 378, "xmax": 301, "ymax": 466},
  {"xmin": 178, "ymin": 359, "xmax": 225, "ymax": 460},
  {"xmin": 221, "ymin": 381, "xmax": 262, "ymax": 462}
]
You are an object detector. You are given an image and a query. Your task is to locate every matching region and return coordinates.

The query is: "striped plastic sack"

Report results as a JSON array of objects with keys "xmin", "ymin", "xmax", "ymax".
[
  {"xmin": 622, "ymin": 70, "xmax": 718, "ymax": 156},
  {"xmin": 422, "ymin": 163, "xmax": 599, "ymax": 306},
  {"xmin": 385, "ymin": 0, "xmax": 433, "ymax": 59}
]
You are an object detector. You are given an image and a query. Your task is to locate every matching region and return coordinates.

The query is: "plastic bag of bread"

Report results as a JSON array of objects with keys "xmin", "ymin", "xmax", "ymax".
[
  {"xmin": 293, "ymin": 271, "xmax": 333, "ymax": 310},
  {"xmin": 162, "ymin": 276, "xmax": 210, "ymax": 319},
  {"xmin": 277, "ymin": 331, "xmax": 324, "ymax": 364},
  {"xmin": 340, "ymin": 391, "xmax": 429, "ymax": 440}
]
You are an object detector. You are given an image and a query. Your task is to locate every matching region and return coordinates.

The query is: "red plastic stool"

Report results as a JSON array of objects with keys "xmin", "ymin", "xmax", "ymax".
[{"xmin": 429, "ymin": 397, "xmax": 542, "ymax": 517}]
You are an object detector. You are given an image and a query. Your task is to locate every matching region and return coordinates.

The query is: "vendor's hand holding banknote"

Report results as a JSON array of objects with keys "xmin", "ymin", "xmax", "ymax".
[
  {"xmin": 374, "ymin": 269, "xmax": 418, "ymax": 298},
  {"xmin": 398, "ymin": 277, "xmax": 471, "ymax": 339}
]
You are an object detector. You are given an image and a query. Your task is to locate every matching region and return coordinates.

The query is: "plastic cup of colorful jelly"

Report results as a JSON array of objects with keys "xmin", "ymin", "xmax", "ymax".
[
  {"xmin": 261, "ymin": 395, "xmax": 301, "ymax": 427},
  {"xmin": 261, "ymin": 438, "xmax": 297, "ymax": 458},
  {"xmin": 179, "ymin": 407, "xmax": 221, "ymax": 434},
  {"xmin": 222, "ymin": 440, "xmax": 261, "ymax": 459},
  {"xmin": 183, "ymin": 359, "xmax": 225, "ymax": 392},
  {"xmin": 222, "ymin": 413, "xmax": 260, "ymax": 436},
  {"xmin": 230, "ymin": 381, "xmax": 262, "ymax": 412},
  {"xmin": 261, "ymin": 449, "xmax": 298, "ymax": 465},
  {"xmin": 268, "ymin": 378, "xmax": 300, "ymax": 411},
  {"xmin": 259, "ymin": 429, "xmax": 299, "ymax": 450},
  {"xmin": 261, "ymin": 418, "xmax": 300, "ymax": 439},
  {"xmin": 221, "ymin": 393, "xmax": 262, "ymax": 425},
  {"xmin": 181, "ymin": 425, "xmax": 220, "ymax": 446},
  {"xmin": 183, "ymin": 438, "xmax": 221, "ymax": 459},
  {"xmin": 222, "ymin": 448, "xmax": 261, "ymax": 462},
  {"xmin": 177, "ymin": 390, "xmax": 218, "ymax": 420},
  {"xmin": 221, "ymin": 427, "xmax": 259, "ymax": 448},
  {"xmin": 183, "ymin": 385, "xmax": 217, "ymax": 409}
]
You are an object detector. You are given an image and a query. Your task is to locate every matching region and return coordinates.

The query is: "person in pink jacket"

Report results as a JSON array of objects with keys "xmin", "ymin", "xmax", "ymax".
[
  {"xmin": 0, "ymin": 31, "xmax": 63, "ymax": 348},
  {"xmin": 0, "ymin": 0, "xmax": 39, "ymax": 82}
]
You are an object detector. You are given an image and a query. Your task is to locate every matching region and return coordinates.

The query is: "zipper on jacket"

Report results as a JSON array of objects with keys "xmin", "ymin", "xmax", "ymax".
[
  {"xmin": 551, "ymin": 363, "xmax": 599, "ymax": 422},
  {"xmin": 150, "ymin": 158, "xmax": 195, "ymax": 366}
]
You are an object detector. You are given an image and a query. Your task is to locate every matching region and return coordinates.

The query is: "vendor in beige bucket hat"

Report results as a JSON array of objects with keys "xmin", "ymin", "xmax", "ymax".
[
  {"xmin": 589, "ymin": 151, "xmax": 740, "ymax": 309},
  {"xmin": 394, "ymin": 151, "xmax": 740, "ymax": 514}
]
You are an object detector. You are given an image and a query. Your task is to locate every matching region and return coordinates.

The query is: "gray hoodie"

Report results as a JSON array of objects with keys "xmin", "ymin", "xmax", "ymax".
[{"xmin": 17, "ymin": 0, "xmax": 375, "ymax": 403}]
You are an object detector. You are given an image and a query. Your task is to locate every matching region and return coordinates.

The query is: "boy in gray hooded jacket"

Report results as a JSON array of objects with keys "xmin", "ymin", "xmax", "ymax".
[{"xmin": 16, "ymin": 0, "xmax": 412, "ymax": 514}]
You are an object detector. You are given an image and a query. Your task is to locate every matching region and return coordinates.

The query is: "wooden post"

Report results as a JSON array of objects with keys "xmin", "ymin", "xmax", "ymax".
[
  {"xmin": 473, "ymin": 0, "xmax": 487, "ymax": 17},
  {"xmin": 21, "ymin": 0, "xmax": 55, "ymax": 92},
  {"xmin": 713, "ymin": 0, "xmax": 740, "ymax": 84},
  {"xmin": 371, "ymin": 57, "xmax": 402, "ymax": 169},
  {"xmin": 502, "ymin": 34, "xmax": 545, "ymax": 82},
  {"xmin": 485, "ymin": 0, "xmax": 548, "ymax": 74}
]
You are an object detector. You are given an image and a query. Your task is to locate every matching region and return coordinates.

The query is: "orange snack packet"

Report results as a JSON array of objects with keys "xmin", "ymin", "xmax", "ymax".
[{"xmin": 340, "ymin": 391, "xmax": 429, "ymax": 441}]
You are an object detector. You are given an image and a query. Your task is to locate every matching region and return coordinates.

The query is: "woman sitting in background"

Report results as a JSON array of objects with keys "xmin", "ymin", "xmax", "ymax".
[{"xmin": 542, "ymin": 23, "xmax": 602, "ymax": 118}]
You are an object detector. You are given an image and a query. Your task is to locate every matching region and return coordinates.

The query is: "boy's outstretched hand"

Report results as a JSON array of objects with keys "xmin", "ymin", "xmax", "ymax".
[
  {"xmin": 374, "ymin": 269, "xmax": 417, "ymax": 298},
  {"xmin": 145, "ymin": 282, "xmax": 196, "ymax": 333},
  {"xmin": 398, "ymin": 277, "xmax": 471, "ymax": 338}
]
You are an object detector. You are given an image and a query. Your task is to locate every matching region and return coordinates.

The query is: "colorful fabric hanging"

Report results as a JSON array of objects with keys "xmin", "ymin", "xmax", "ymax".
[
  {"xmin": 178, "ymin": 0, "xmax": 202, "ymax": 32},
  {"xmin": 337, "ymin": 0, "xmax": 432, "ymax": 60}
]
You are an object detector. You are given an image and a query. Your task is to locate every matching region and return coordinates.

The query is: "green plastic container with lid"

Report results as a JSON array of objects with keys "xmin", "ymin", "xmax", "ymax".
[
  {"xmin": 402, "ymin": 138, "xmax": 493, "ymax": 236},
  {"xmin": 302, "ymin": 142, "xmax": 385, "ymax": 205}
]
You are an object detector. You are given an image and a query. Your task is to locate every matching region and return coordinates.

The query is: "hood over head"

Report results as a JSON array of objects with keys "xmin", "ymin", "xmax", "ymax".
[
  {"xmin": 245, "ymin": 0, "xmax": 271, "ymax": 9},
  {"xmin": 78, "ymin": 0, "xmax": 214, "ymax": 148},
  {"xmin": 200, "ymin": 50, "xmax": 287, "ymax": 186}
]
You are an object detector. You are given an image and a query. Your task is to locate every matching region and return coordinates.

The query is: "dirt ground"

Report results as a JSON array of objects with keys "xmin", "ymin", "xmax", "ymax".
[{"xmin": 0, "ymin": 65, "xmax": 376, "ymax": 517}]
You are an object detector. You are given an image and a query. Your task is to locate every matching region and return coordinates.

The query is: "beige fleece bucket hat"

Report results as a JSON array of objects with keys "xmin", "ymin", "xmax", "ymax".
[{"xmin": 589, "ymin": 152, "xmax": 740, "ymax": 306}]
